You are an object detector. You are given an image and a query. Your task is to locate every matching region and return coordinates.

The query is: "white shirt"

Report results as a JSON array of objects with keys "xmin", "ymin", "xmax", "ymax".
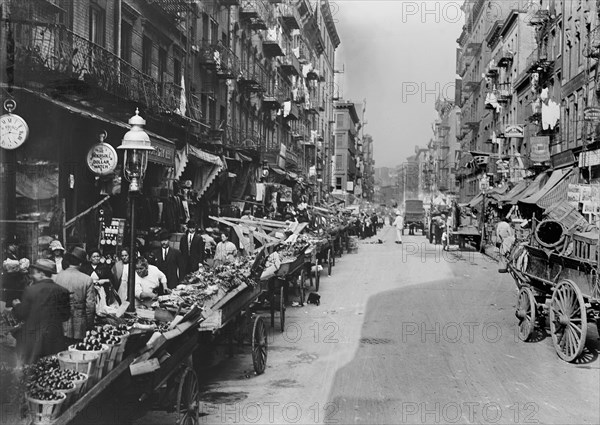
[
  {"xmin": 393, "ymin": 216, "xmax": 404, "ymax": 229},
  {"xmin": 118, "ymin": 264, "xmax": 166, "ymax": 305}
]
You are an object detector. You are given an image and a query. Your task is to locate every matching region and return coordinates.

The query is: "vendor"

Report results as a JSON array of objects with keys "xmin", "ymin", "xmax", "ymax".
[
  {"xmin": 80, "ymin": 248, "xmax": 118, "ymax": 305},
  {"xmin": 129, "ymin": 256, "xmax": 168, "ymax": 308},
  {"xmin": 213, "ymin": 231, "xmax": 238, "ymax": 267}
]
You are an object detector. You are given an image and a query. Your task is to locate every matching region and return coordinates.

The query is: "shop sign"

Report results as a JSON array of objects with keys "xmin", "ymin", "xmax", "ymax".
[
  {"xmin": 551, "ymin": 150, "xmax": 576, "ymax": 169},
  {"xmin": 529, "ymin": 136, "xmax": 550, "ymax": 163},
  {"xmin": 578, "ymin": 149, "xmax": 600, "ymax": 167},
  {"xmin": 148, "ymin": 138, "xmax": 175, "ymax": 166},
  {"xmin": 86, "ymin": 142, "xmax": 118, "ymax": 176},
  {"xmin": 504, "ymin": 124, "xmax": 524, "ymax": 138},
  {"xmin": 583, "ymin": 107, "xmax": 600, "ymax": 121},
  {"xmin": 567, "ymin": 183, "xmax": 581, "ymax": 206}
]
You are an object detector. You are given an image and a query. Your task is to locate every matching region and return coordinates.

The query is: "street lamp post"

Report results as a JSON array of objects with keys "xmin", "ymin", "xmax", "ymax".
[{"xmin": 117, "ymin": 109, "xmax": 154, "ymax": 312}]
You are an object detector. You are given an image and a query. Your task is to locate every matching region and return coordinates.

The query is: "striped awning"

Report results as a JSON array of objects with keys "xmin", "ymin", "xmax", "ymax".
[
  {"xmin": 519, "ymin": 167, "xmax": 577, "ymax": 208},
  {"xmin": 509, "ymin": 171, "xmax": 549, "ymax": 205}
]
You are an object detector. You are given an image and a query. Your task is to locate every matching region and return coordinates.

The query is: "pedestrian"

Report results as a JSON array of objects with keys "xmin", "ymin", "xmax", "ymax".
[
  {"xmin": 80, "ymin": 248, "xmax": 118, "ymax": 305},
  {"xmin": 213, "ymin": 231, "xmax": 238, "ymax": 267},
  {"xmin": 496, "ymin": 217, "xmax": 515, "ymax": 273},
  {"xmin": 12, "ymin": 259, "xmax": 71, "ymax": 364},
  {"xmin": 48, "ymin": 240, "xmax": 66, "ymax": 275},
  {"xmin": 153, "ymin": 231, "xmax": 184, "ymax": 289},
  {"xmin": 392, "ymin": 211, "xmax": 404, "ymax": 244},
  {"xmin": 111, "ymin": 248, "xmax": 130, "ymax": 294},
  {"xmin": 55, "ymin": 247, "xmax": 96, "ymax": 346},
  {"xmin": 180, "ymin": 220, "xmax": 205, "ymax": 275}
]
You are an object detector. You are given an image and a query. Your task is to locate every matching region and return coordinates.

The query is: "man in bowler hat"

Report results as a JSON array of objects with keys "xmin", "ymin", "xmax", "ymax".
[
  {"xmin": 12, "ymin": 259, "xmax": 71, "ymax": 364},
  {"xmin": 154, "ymin": 230, "xmax": 184, "ymax": 289},
  {"xmin": 180, "ymin": 220, "xmax": 205, "ymax": 275}
]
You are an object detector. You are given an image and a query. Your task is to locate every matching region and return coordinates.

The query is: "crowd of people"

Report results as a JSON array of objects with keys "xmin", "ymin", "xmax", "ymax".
[{"xmin": 0, "ymin": 220, "xmax": 243, "ymax": 365}]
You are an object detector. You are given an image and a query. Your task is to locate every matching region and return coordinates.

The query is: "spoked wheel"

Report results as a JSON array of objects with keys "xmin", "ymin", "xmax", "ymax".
[
  {"xmin": 298, "ymin": 268, "xmax": 306, "ymax": 305},
  {"xmin": 515, "ymin": 286, "xmax": 536, "ymax": 341},
  {"xmin": 176, "ymin": 367, "xmax": 200, "ymax": 425},
  {"xmin": 251, "ymin": 316, "xmax": 268, "ymax": 374},
  {"xmin": 315, "ymin": 261, "xmax": 320, "ymax": 292},
  {"xmin": 549, "ymin": 280, "xmax": 587, "ymax": 362},
  {"xmin": 279, "ymin": 285, "xmax": 285, "ymax": 332},
  {"xmin": 327, "ymin": 249, "xmax": 333, "ymax": 276}
]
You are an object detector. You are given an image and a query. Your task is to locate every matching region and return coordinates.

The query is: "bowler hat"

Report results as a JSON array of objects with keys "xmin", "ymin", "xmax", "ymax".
[
  {"xmin": 30, "ymin": 258, "xmax": 57, "ymax": 275},
  {"xmin": 70, "ymin": 246, "xmax": 88, "ymax": 263},
  {"xmin": 157, "ymin": 230, "xmax": 170, "ymax": 241}
]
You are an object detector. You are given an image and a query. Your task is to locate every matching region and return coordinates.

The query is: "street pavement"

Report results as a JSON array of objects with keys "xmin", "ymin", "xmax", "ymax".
[{"xmin": 128, "ymin": 225, "xmax": 599, "ymax": 424}]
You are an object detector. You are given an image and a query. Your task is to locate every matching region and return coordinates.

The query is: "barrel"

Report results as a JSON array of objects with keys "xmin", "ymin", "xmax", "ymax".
[{"xmin": 534, "ymin": 219, "xmax": 566, "ymax": 249}]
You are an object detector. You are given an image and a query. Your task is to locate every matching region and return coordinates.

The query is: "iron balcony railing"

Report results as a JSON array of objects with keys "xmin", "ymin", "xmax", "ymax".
[
  {"xmin": 196, "ymin": 40, "xmax": 239, "ymax": 78},
  {"xmin": 225, "ymin": 125, "xmax": 260, "ymax": 148},
  {"xmin": 278, "ymin": 0, "xmax": 301, "ymax": 31},
  {"xmin": 239, "ymin": 0, "xmax": 271, "ymax": 30},
  {"xmin": 9, "ymin": 20, "xmax": 201, "ymax": 121},
  {"xmin": 239, "ymin": 61, "xmax": 268, "ymax": 92},
  {"xmin": 525, "ymin": 47, "xmax": 550, "ymax": 72},
  {"xmin": 279, "ymin": 49, "xmax": 301, "ymax": 76}
]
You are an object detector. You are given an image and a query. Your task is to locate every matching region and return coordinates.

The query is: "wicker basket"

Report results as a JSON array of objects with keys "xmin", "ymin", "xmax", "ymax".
[
  {"xmin": 71, "ymin": 372, "xmax": 89, "ymax": 398},
  {"xmin": 57, "ymin": 350, "xmax": 99, "ymax": 390},
  {"xmin": 104, "ymin": 334, "xmax": 129, "ymax": 374},
  {"xmin": 26, "ymin": 391, "xmax": 67, "ymax": 425}
]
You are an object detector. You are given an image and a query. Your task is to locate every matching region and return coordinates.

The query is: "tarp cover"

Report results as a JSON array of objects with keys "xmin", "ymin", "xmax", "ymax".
[{"xmin": 519, "ymin": 167, "xmax": 576, "ymax": 208}]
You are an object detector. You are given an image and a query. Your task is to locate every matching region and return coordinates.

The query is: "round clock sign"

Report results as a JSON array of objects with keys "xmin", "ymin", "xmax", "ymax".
[
  {"xmin": 0, "ymin": 99, "xmax": 29, "ymax": 150},
  {"xmin": 86, "ymin": 142, "xmax": 118, "ymax": 176}
]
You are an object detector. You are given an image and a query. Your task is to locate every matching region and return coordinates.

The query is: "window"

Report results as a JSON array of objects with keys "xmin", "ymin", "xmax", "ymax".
[
  {"xmin": 142, "ymin": 36, "xmax": 153, "ymax": 75},
  {"xmin": 336, "ymin": 113, "xmax": 344, "ymax": 127},
  {"xmin": 158, "ymin": 48, "xmax": 167, "ymax": 83},
  {"xmin": 335, "ymin": 154, "xmax": 343, "ymax": 170},
  {"xmin": 120, "ymin": 21, "xmax": 133, "ymax": 63},
  {"xmin": 89, "ymin": 5, "xmax": 105, "ymax": 46},
  {"xmin": 174, "ymin": 58, "xmax": 182, "ymax": 86},
  {"xmin": 335, "ymin": 177, "xmax": 342, "ymax": 190}
]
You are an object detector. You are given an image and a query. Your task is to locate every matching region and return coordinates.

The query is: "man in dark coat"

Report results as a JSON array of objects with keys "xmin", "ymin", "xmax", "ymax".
[
  {"xmin": 179, "ymin": 220, "xmax": 204, "ymax": 275},
  {"xmin": 154, "ymin": 231, "xmax": 184, "ymax": 289},
  {"xmin": 12, "ymin": 259, "xmax": 71, "ymax": 364}
]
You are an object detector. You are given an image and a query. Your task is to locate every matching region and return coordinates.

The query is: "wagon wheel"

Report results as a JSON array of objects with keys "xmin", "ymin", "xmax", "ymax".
[
  {"xmin": 315, "ymin": 260, "xmax": 320, "ymax": 292},
  {"xmin": 298, "ymin": 267, "xmax": 306, "ymax": 305},
  {"xmin": 549, "ymin": 280, "xmax": 587, "ymax": 362},
  {"xmin": 279, "ymin": 285, "xmax": 285, "ymax": 332},
  {"xmin": 515, "ymin": 286, "xmax": 536, "ymax": 341},
  {"xmin": 332, "ymin": 245, "xmax": 336, "ymax": 265},
  {"xmin": 327, "ymin": 248, "xmax": 333, "ymax": 276},
  {"xmin": 251, "ymin": 316, "xmax": 268, "ymax": 374},
  {"xmin": 176, "ymin": 367, "xmax": 200, "ymax": 425}
]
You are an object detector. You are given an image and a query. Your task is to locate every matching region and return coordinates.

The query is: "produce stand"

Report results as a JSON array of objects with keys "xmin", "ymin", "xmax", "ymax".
[
  {"xmin": 507, "ymin": 216, "xmax": 600, "ymax": 363},
  {"xmin": 33, "ymin": 256, "xmax": 270, "ymax": 425}
]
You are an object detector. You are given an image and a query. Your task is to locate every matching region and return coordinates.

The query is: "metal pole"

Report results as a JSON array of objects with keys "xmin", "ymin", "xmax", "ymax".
[{"xmin": 127, "ymin": 193, "xmax": 137, "ymax": 312}]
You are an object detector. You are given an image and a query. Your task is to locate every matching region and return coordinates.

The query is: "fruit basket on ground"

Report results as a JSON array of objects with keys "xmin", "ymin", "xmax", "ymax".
[{"xmin": 69, "ymin": 338, "xmax": 110, "ymax": 384}]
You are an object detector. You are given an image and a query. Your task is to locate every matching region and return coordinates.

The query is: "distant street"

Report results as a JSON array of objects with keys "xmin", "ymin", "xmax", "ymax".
[{"xmin": 132, "ymin": 226, "xmax": 597, "ymax": 425}]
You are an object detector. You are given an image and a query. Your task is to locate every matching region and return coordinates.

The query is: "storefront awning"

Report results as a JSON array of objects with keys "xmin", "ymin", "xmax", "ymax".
[
  {"xmin": 519, "ymin": 167, "xmax": 577, "ymax": 208},
  {"xmin": 509, "ymin": 171, "xmax": 549, "ymax": 204},
  {"xmin": 269, "ymin": 166, "xmax": 286, "ymax": 176},
  {"xmin": 20, "ymin": 87, "xmax": 176, "ymax": 166},
  {"xmin": 175, "ymin": 144, "xmax": 224, "ymax": 198},
  {"xmin": 467, "ymin": 193, "xmax": 483, "ymax": 208},
  {"xmin": 497, "ymin": 180, "xmax": 530, "ymax": 203},
  {"xmin": 236, "ymin": 152, "xmax": 253, "ymax": 162}
]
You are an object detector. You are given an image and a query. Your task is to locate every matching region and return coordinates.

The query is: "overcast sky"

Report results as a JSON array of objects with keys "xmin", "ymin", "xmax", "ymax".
[{"xmin": 334, "ymin": 0, "xmax": 464, "ymax": 168}]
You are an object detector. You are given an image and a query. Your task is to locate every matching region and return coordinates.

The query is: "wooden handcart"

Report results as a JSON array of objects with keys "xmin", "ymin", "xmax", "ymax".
[
  {"xmin": 53, "ymin": 278, "xmax": 269, "ymax": 425},
  {"xmin": 507, "ymin": 234, "xmax": 600, "ymax": 362}
]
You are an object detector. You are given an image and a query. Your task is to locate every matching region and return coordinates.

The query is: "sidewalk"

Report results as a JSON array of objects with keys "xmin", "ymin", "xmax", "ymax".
[{"xmin": 482, "ymin": 243, "xmax": 500, "ymax": 262}]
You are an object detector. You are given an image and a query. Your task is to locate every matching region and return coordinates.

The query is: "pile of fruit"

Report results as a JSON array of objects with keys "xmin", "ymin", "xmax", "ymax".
[
  {"xmin": 162, "ymin": 256, "xmax": 258, "ymax": 311},
  {"xmin": 28, "ymin": 369, "xmax": 76, "ymax": 392},
  {"xmin": 74, "ymin": 324, "xmax": 128, "ymax": 350},
  {"xmin": 27, "ymin": 387, "xmax": 65, "ymax": 401}
]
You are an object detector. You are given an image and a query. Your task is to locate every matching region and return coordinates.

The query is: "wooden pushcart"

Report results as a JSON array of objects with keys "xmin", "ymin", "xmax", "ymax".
[
  {"xmin": 508, "ymin": 234, "xmax": 600, "ymax": 362},
  {"xmin": 53, "ymin": 278, "xmax": 268, "ymax": 425}
]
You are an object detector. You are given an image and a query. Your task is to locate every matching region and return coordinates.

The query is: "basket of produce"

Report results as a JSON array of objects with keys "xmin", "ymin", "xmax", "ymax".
[
  {"xmin": 26, "ymin": 388, "xmax": 67, "ymax": 425},
  {"xmin": 57, "ymin": 349, "xmax": 99, "ymax": 382},
  {"xmin": 69, "ymin": 340, "xmax": 109, "ymax": 384},
  {"xmin": 28, "ymin": 367, "xmax": 88, "ymax": 407},
  {"xmin": 87, "ymin": 324, "xmax": 130, "ymax": 372}
]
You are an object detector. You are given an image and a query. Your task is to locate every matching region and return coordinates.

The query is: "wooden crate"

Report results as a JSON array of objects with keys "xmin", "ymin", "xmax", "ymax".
[
  {"xmin": 572, "ymin": 231, "xmax": 599, "ymax": 264},
  {"xmin": 544, "ymin": 200, "xmax": 588, "ymax": 230}
]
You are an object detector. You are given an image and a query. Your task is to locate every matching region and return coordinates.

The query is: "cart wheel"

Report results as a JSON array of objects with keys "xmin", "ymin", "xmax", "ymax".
[
  {"xmin": 279, "ymin": 285, "xmax": 285, "ymax": 332},
  {"xmin": 252, "ymin": 316, "xmax": 268, "ymax": 374},
  {"xmin": 515, "ymin": 287, "xmax": 536, "ymax": 341},
  {"xmin": 176, "ymin": 367, "xmax": 200, "ymax": 425},
  {"xmin": 327, "ymin": 249, "xmax": 333, "ymax": 276},
  {"xmin": 332, "ymin": 246, "xmax": 336, "ymax": 265},
  {"xmin": 308, "ymin": 263, "xmax": 314, "ymax": 288},
  {"xmin": 549, "ymin": 279, "xmax": 587, "ymax": 362},
  {"xmin": 298, "ymin": 268, "xmax": 306, "ymax": 305},
  {"xmin": 315, "ymin": 261, "xmax": 320, "ymax": 292}
]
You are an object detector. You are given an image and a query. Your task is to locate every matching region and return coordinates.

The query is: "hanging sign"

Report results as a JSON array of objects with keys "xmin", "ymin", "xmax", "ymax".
[
  {"xmin": 86, "ymin": 142, "xmax": 118, "ymax": 176},
  {"xmin": 578, "ymin": 149, "xmax": 600, "ymax": 167},
  {"xmin": 504, "ymin": 124, "xmax": 524, "ymax": 138},
  {"xmin": 583, "ymin": 106, "xmax": 600, "ymax": 121},
  {"xmin": 529, "ymin": 136, "xmax": 550, "ymax": 163}
]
